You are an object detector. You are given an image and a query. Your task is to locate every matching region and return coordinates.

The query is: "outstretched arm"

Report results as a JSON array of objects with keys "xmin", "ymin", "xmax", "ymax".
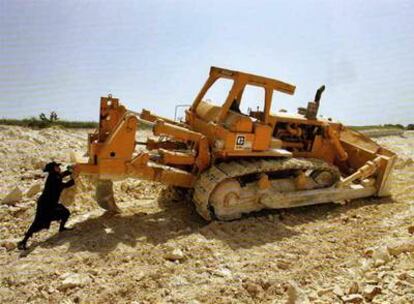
[
  {"xmin": 61, "ymin": 170, "xmax": 72, "ymax": 178},
  {"xmin": 62, "ymin": 179, "xmax": 75, "ymax": 189}
]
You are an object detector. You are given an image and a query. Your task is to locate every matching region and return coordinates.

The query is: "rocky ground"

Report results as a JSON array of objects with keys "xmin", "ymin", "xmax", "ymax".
[{"xmin": 0, "ymin": 125, "xmax": 413, "ymax": 304}]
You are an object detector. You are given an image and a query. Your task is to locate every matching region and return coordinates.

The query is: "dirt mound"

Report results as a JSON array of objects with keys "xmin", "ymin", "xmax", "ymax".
[
  {"xmin": 0, "ymin": 126, "xmax": 413, "ymax": 303},
  {"xmin": 359, "ymin": 128, "xmax": 405, "ymax": 138}
]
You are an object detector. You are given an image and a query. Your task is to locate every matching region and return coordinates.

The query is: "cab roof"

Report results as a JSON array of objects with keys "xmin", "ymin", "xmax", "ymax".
[{"xmin": 210, "ymin": 66, "xmax": 296, "ymax": 95}]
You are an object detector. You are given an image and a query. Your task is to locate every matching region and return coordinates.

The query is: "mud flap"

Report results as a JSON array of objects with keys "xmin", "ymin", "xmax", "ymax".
[{"xmin": 95, "ymin": 179, "xmax": 120, "ymax": 213}]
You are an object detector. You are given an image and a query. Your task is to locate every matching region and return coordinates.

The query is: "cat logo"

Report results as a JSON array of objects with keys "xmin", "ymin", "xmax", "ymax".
[
  {"xmin": 235, "ymin": 135, "xmax": 251, "ymax": 150},
  {"xmin": 236, "ymin": 135, "xmax": 245, "ymax": 146}
]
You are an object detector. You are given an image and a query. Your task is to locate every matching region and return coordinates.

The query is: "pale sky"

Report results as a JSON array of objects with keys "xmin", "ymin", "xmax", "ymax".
[{"xmin": 1, "ymin": 0, "xmax": 413, "ymax": 125}]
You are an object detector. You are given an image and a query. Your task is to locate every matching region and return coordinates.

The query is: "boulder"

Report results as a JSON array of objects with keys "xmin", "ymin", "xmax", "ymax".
[
  {"xmin": 164, "ymin": 248, "xmax": 185, "ymax": 261},
  {"xmin": 341, "ymin": 294, "xmax": 364, "ymax": 303},
  {"xmin": 1, "ymin": 187, "xmax": 22, "ymax": 205},
  {"xmin": 333, "ymin": 285, "xmax": 344, "ymax": 297},
  {"xmin": 214, "ymin": 267, "xmax": 232, "ymax": 278},
  {"xmin": 277, "ymin": 259, "xmax": 291, "ymax": 270},
  {"xmin": 374, "ymin": 259, "xmax": 386, "ymax": 267},
  {"xmin": 0, "ymin": 239, "xmax": 18, "ymax": 251},
  {"xmin": 317, "ymin": 287, "xmax": 333, "ymax": 297},
  {"xmin": 26, "ymin": 183, "xmax": 42, "ymax": 197},
  {"xmin": 372, "ymin": 246, "xmax": 390, "ymax": 266},
  {"xmin": 387, "ymin": 239, "xmax": 414, "ymax": 256},
  {"xmin": 31, "ymin": 159, "xmax": 47, "ymax": 170},
  {"xmin": 58, "ymin": 273, "xmax": 92, "ymax": 291},
  {"xmin": 362, "ymin": 285, "xmax": 381, "ymax": 301},
  {"xmin": 168, "ymin": 275, "xmax": 189, "ymax": 287},
  {"xmin": 348, "ymin": 282, "xmax": 360, "ymax": 294},
  {"xmin": 243, "ymin": 281, "xmax": 263, "ymax": 297},
  {"xmin": 363, "ymin": 247, "xmax": 375, "ymax": 257},
  {"xmin": 286, "ymin": 281, "xmax": 309, "ymax": 304}
]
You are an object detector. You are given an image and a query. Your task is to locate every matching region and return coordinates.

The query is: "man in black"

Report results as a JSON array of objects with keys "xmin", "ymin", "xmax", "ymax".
[{"xmin": 17, "ymin": 161, "xmax": 75, "ymax": 250}]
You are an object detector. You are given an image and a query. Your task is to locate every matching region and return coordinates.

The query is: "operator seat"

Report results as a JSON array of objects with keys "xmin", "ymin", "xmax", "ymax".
[{"xmin": 195, "ymin": 100, "xmax": 253, "ymax": 133}]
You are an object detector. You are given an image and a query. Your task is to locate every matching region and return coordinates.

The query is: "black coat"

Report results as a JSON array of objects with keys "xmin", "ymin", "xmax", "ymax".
[{"xmin": 32, "ymin": 170, "xmax": 74, "ymax": 230}]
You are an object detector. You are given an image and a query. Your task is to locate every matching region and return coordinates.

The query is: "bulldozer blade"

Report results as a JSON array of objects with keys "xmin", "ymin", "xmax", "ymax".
[{"xmin": 95, "ymin": 179, "xmax": 120, "ymax": 213}]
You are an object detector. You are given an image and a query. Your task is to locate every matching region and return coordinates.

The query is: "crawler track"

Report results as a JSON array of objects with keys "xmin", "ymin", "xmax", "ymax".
[{"xmin": 193, "ymin": 158, "xmax": 340, "ymax": 220}]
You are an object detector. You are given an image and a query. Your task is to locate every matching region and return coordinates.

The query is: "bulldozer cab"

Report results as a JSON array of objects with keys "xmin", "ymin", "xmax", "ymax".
[{"xmin": 189, "ymin": 66, "xmax": 296, "ymax": 125}]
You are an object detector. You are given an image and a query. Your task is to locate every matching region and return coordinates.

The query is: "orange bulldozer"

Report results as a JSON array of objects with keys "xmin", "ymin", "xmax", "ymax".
[{"xmin": 73, "ymin": 66, "xmax": 396, "ymax": 220}]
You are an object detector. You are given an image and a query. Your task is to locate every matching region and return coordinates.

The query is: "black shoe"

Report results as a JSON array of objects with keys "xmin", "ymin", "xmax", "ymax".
[
  {"xmin": 17, "ymin": 241, "xmax": 27, "ymax": 250},
  {"xmin": 59, "ymin": 226, "xmax": 74, "ymax": 232}
]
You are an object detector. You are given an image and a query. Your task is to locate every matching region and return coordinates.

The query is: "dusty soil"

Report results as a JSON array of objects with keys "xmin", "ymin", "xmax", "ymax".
[{"xmin": 0, "ymin": 126, "xmax": 413, "ymax": 304}]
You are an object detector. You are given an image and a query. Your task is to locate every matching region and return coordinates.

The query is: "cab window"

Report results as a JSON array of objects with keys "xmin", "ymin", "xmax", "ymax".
[{"xmin": 203, "ymin": 78, "xmax": 234, "ymax": 106}]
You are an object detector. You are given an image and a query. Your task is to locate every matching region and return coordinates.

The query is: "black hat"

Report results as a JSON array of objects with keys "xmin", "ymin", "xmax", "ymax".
[{"xmin": 43, "ymin": 161, "xmax": 61, "ymax": 173}]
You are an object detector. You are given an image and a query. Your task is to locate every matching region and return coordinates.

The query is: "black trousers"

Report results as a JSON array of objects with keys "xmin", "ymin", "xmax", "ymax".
[{"xmin": 26, "ymin": 204, "xmax": 70, "ymax": 237}]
